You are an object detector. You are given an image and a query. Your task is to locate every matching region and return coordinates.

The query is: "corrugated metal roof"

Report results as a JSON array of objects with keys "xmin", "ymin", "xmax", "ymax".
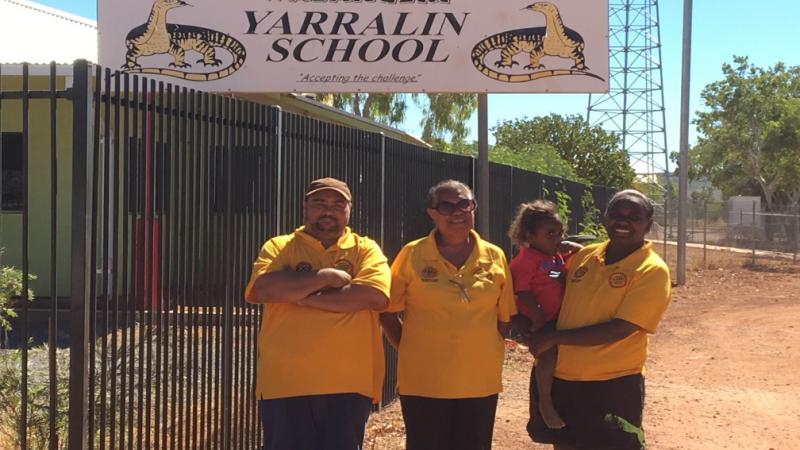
[{"xmin": 0, "ymin": 0, "xmax": 97, "ymax": 64}]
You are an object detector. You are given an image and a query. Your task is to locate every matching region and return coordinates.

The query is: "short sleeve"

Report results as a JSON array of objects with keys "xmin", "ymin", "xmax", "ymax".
[
  {"xmin": 496, "ymin": 254, "xmax": 518, "ymax": 322},
  {"xmin": 615, "ymin": 264, "xmax": 672, "ymax": 333},
  {"xmin": 386, "ymin": 245, "xmax": 412, "ymax": 313},
  {"xmin": 509, "ymin": 253, "xmax": 535, "ymax": 294},
  {"xmin": 351, "ymin": 238, "xmax": 391, "ymax": 303},
  {"xmin": 244, "ymin": 237, "xmax": 288, "ymax": 303}
]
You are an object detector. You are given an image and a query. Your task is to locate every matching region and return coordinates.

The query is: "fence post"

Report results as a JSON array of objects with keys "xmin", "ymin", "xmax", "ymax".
[
  {"xmin": 380, "ymin": 133, "xmax": 386, "ymax": 248},
  {"xmin": 274, "ymin": 107, "xmax": 284, "ymax": 234},
  {"xmin": 794, "ymin": 206, "xmax": 798, "ymax": 265},
  {"xmin": 68, "ymin": 59, "xmax": 94, "ymax": 450},
  {"xmin": 703, "ymin": 199, "xmax": 708, "ymax": 269},
  {"xmin": 751, "ymin": 200, "xmax": 757, "ymax": 265},
  {"xmin": 221, "ymin": 97, "xmax": 235, "ymax": 448},
  {"xmin": 662, "ymin": 193, "xmax": 668, "ymax": 259}
]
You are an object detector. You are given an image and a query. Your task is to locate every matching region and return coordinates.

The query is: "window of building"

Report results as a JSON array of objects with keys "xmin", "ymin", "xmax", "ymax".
[{"xmin": 1, "ymin": 132, "xmax": 24, "ymax": 212}]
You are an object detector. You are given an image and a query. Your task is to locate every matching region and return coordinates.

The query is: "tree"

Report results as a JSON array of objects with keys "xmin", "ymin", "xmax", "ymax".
[
  {"xmin": 692, "ymin": 56, "xmax": 800, "ymax": 211},
  {"xmin": 317, "ymin": 93, "xmax": 477, "ymax": 147},
  {"xmin": 491, "ymin": 114, "xmax": 635, "ymax": 188},
  {"xmin": 436, "ymin": 139, "xmax": 581, "ymax": 181}
]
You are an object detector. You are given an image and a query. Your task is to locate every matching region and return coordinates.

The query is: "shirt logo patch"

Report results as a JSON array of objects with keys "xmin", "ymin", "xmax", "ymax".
[
  {"xmin": 421, "ymin": 266, "xmax": 439, "ymax": 282},
  {"xmin": 295, "ymin": 262, "xmax": 313, "ymax": 273},
  {"xmin": 473, "ymin": 267, "xmax": 493, "ymax": 281},
  {"xmin": 334, "ymin": 259, "xmax": 354, "ymax": 275},
  {"xmin": 608, "ymin": 272, "xmax": 628, "ymax": 288},
  {"xmin": 572, "ymin": 266, "xmax": 588, "ymax": 281}
]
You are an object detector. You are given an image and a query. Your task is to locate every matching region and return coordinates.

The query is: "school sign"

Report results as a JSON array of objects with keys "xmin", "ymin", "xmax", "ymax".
[{"xmin": 98, "ymin": 0, "xmax": 608, "ymax": 93}]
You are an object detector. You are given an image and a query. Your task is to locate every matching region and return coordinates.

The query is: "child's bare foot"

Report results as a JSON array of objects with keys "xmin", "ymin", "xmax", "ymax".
[{"xmin": 539, "ymin": 400, "xmax": 566, "ymax": 429}]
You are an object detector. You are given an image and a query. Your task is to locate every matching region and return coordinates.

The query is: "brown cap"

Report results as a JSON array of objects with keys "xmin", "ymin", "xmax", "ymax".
[{"xmin": 304, "ymin": 177, "xmax": 352, "ymax": 202}]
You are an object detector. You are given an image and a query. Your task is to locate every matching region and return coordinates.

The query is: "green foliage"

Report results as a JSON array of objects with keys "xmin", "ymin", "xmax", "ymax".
[
  {"xmin": 491, "ymin": 144, "xmax": 582, "ymax": 181},
  {"xmin": 414, "ymin": 93, "xmax": 477, "ymax": 146},
  {"xmin": 317, "ymin": 93, "xmax": 478, "ymax": 149},
  {"xmin": 578, "ymin": 189, "xmax": 608, "ymax": 242},
  {"xmin": 319, "ymin": 93, "xmax": 407, "ymax": 126},
  {"xmin": 0, "ymin": 346, "xmax": 69, "ymax": 450},
  {"xmin": 492, "ymin": 114, "xmax": 635, "ymax": 188},
  {"xmin": 0, "ymin": 265, "xmax": 36, "ymax": 332},
  {"xmin": 554, "ymin": 190, "xmax": 572, "ymax": 231},
  {"xmin": 692, "ymin": 56, "xmax": 800, "ymax": 210}
]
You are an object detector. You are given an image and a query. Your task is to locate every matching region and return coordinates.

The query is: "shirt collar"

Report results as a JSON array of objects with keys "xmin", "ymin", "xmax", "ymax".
[
  {"xmin": 295, "ymin": 226, "xmax": 356, "ymax": 250},
  {"xmin": 593, "ymin": 240, "xmax": 653, "ymax": 266},
  {"xmin": 420, "ymin": 228, "xmax": 491, "ymax": 265}
]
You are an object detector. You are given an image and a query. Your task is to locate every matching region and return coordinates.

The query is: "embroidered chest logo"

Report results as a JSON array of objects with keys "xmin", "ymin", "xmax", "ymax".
[
  {"xmin": 473, "ymin": 266, "xmax": 494, "ymax": 282},
  {"xmin": 421, "ymin": 266, "xmax": 439, "ymax": 282},
  {"xmin": 572, "ymin": 266, "xmax": 589, "ymax": 282},
  {"xmin": 295, "ymin": 262, "xmax": 313, "ymax": 273},
  {"xmin": 608, "ymin": 272, "xmax": 628, "ymax": 288},
  {"xmin": 334, "ymin": 259, "xmax": 355, "ymax": 276}
]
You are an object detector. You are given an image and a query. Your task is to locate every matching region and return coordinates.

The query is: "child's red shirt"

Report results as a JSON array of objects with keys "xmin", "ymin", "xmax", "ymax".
[{"xmin": 509, "ymin": 247, "xmax": 570, "ymax": 322}]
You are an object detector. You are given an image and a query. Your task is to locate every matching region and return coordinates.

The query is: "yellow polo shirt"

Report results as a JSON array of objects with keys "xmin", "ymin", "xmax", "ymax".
[
  {"xmin": 244, "ymin": 227, "xmax": 391, "ymax": 403},
  {"xmin": 387, "ymin": 230, "xmax": 517, "ymax": 399},
  {"xmin": 555, "ymin": 241, "xmax": 671, "ymax": 381}
]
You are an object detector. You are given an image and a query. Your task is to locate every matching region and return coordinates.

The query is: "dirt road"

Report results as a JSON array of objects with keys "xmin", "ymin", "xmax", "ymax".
[{"xmin": 366, "ymin": 248, "xmax": 800, "ymax": 449}]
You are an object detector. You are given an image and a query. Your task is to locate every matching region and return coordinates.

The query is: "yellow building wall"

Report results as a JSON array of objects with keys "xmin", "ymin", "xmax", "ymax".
[{"xmin": 1, "ymin": 74, "xmax": 73, "ymax": 298}]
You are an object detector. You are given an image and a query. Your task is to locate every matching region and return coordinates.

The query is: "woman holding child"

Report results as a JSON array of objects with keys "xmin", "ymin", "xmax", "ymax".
[
  {"xmin": 380, "ymin": 180, "xmax": 517, "ymax": 450},
  {"xmin": 524, "ymin": 189, "xmax": 672, "ymax": 450}
]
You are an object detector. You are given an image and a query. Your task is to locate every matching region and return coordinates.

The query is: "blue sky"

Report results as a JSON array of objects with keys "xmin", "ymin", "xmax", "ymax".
[{"xmin": 37, "ymin": 0, "xmax": 800, "ymax": 156}]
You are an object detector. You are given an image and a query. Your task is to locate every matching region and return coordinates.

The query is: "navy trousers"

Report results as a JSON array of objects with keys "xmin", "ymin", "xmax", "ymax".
[{"xmin": 260, "ymin": 393, "xmax": 372, "ymax": 450}]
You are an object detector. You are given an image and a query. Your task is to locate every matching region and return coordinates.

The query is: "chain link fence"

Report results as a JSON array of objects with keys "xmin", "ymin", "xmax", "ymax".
[{"xmin": 653, "ymin": 196, "xmax": 800, "ymax": 266}]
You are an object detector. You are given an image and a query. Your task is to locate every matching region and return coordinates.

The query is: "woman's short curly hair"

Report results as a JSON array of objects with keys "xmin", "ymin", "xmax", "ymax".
[
  {"xmin": 507, "ymin": 200, "xmax": 562, "ymax": 247},
  {"xmin": 426, "ymin": 179, "xmax": 473, "ymax": 208}
]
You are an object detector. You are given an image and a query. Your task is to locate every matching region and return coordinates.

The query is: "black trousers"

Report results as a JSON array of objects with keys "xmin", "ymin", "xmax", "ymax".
[
  {"xmin": 400, "ymin": 394, "xmax": 499, "ymax": 450},
  {"xmin": 259, "ymin": 393, "xmax": 372, "ymax": 450},
  {"xmin": 527, "ymin": 370, "xmax": 645, "ymax": 450}
]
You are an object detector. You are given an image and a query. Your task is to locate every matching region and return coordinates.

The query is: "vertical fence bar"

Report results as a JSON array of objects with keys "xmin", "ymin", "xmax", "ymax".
[
  {"xmin": 380, "ymin": 134, "xmax": 385, "ymax": 248},
  {"xmin": 752, "ymin": 201, "xmax": 757, "ymax": 265},
  {"xmin": 794, "ymin": 208, "xmax": 798, "ymax": 265},
  {"xmin": 135, "ymin": 76, "xmax": 146, "ymax": 450},
  {"xmin": 99, "ymin": 67, "xmax": 112, "ymax": 450},
  {"xmin": 152, "ymin": 80, "xmax": 163, "ymax": 450},
  {"xmin": 20, "ymin": 60, "xmax": 30, "ymax": 450},
  {"xmin": 48, "ymin": 60, "xmax": 60, "ymax": 450},
  {"xmin": 221, "ymin": 96, "xmax": 235, "ymax": 449},
  {"xmin": 703, "ymin": 200, "xmax": 708, "ymax": 269},
  {"xmin": 275, "ymin": 107, "xmax": 283, "ymax": 234},
  {"xmin": 68, "ymin": 59, "xmax": 93, "ymax": 450},
  {"xmin": 190, "ymin": 89, "xmax": 202, "ymax": 450},
  {"xmin": 109, "ymin": 69, "xmax": 122, "ymax": 450},
  {"xmin": 89, "ymin": 64, "xmax": 103, "ymax": 450},
  {"xmin": 120, "ymin": 71, "xmax": 132, "ymax": 450},
  {"xmin": 144, "ymin": 81, "xmax": 156, "ymax": 450},
  {"xmin": 200, "ymin": 91, "xmax": 212, "ymax": 450}
]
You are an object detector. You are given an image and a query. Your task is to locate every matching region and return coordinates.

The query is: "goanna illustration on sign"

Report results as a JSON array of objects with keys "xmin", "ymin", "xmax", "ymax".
[
  {"xmin": 471, "ymin": 2, "xmax": 604, "ymax": 83},
  {"xmin": 122, "ymin": 0, "xmax": 246, "ymax": 81}
]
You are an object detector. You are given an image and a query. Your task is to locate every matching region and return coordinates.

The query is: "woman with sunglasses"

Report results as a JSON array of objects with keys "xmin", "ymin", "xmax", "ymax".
[{"xmin": 380, "ymin": 180, "xmax": 517, "ymax": 450}]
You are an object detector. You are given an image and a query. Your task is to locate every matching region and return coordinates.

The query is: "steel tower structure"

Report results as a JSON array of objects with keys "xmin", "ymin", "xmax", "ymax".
[{"xmin": 587, "ymin": 0, "xmax": 669, "ymax": 182}]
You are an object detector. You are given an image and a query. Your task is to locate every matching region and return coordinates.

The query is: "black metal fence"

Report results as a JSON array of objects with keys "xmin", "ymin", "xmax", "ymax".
[{"xmin": 0, "ymin": 60, "xmax": 616, "ymax": 450}]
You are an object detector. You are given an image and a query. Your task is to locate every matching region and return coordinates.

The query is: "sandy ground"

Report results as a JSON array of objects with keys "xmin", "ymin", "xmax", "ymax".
[{"xmin": 365, "ymin": 247, "xmax": 800, "ymax": 449}]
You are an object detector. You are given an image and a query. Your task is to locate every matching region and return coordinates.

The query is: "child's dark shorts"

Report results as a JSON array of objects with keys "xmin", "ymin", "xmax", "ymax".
[{"xmin": 527, "ymin": 370, "xmax": 646, "ymax": 450}]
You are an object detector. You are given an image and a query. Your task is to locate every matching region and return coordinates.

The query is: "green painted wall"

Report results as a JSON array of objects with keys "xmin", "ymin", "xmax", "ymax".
[{"xmin": 0, "ymin": 75, "xmax": 73, "ymax": 298}]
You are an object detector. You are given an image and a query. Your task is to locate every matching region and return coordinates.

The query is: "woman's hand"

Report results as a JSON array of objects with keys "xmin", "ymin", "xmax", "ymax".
[
  {"xmin": 529, "ymin": 328, "xmax": 556, "ymax": 357},
  {"xmin": 558, "ymin": 240, "xmax": 583, "ymax": 255}
]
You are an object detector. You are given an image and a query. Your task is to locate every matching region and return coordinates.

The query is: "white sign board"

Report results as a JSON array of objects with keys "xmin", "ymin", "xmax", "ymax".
[{"xmin": 98, "ymin": 0, "xmax": 608, "ymax": 93}]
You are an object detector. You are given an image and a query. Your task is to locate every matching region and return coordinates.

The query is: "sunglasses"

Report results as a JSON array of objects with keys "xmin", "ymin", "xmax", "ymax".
[{"xmin": 432, "ymin": 199, "xmax": 477, "ymax": 216}]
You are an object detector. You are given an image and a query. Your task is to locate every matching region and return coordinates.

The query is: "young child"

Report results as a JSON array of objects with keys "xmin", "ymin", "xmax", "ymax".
[{"xmin": 508, "ymin": 200, "xmax": 582, "ymax": 430}]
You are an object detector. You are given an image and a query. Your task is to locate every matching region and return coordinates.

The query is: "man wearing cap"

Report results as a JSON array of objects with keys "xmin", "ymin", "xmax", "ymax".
[{"xmin": 245, "ymin": 177, "xmax": 391, "ymax": 450}]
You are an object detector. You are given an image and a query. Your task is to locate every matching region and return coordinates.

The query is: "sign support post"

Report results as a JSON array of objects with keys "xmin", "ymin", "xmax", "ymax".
[{"xmin": 477, "ymin": 93, "xmax": 490, "ymax": 236}]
